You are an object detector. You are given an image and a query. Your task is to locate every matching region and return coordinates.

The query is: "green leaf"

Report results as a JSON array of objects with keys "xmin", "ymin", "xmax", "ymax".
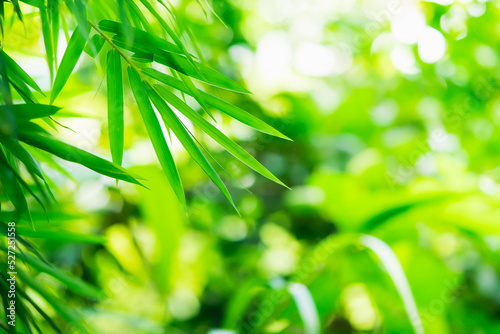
[
  {"xmin": 107, "ymin": 49, "xmax": 124, "ymax": 166},
  {"xmin": 0, "ymin": 151, "xmax": 47, "ymax": 225},
  {"xmin": 153, "ymin": 84, "xmax": 287, "ymax": 187},
  {"xmin": 98, "ymin": 20, "xmax": 184, "ymax": 55},
  {"xmin": 147, "ymin": 84, "xmax": 237, "ymax": 210},
  {"xmin": 0, "ymin": 52, "xmax": 13, "ymax": 106},
  {"xmin": 136, "ymin": 0, "xmax": 192, "ymax": 55},
  {"xmin": 8, "ymin": 76, "xmax": 38, "ymax": 104},
  {"xmin": 39, "ymin": 6, "xmax": 54, "ymax": 82},
  {"xmin": 18, "ymin": 131, "xmax": 143, "ymax": 186},
  {"xmin": 65, "ymin": 0, "xmax": 89, "ymax": 39},
  {"xmin": 127, "ymin": 66, "xmax": 185, "ymax": 208},
  {"xmin": 16, "ymin": 269, "xmax": 87, "ymax": 333},
  {"xmin": 116, "ymin": 0, "xmax": 133, "ymax": 44},
  {"xmin": 115, "ymin": 36, "xmax": 249, "ymax": 93},
  {"xmin": 19, "ymin": 228, "xmax": 105, "ymax": 244},
  {"xmin": 1, "ymin": 51, "xmax": 44, "ymax": 94},
  {"xmin": 0, "ymin": 154, "xmax": 31, "ymax": 222},
  {"xmin": 50, "ymin": 24, "xmax": 90, "ymax": 104},
  {"xmin": 123, "ymin": 0, "xmax": 155, "ymax": 34},
  {"xmin": 49, "ymin": 0, "xmax": 60, "ymax": 66},
  {"xmin": 12, "ymin": 0, "xmax": 23, "ymax": 22},
  {"xmin": 202, "ymin": 0, "xmax": 228, "ymax": 28},
  {"xmin": 0, "ymin": 135, "xmax": 44, "ymax": 179},
  {"xmin": 179, "ymin": 72, "xmax": 215, "ymax": 121},
  {"xmin": 142, "ymin": 68, "xmax": 290, "ymax": 140},
  {"xmin": 1, "ymin": 104, "xmax": 60, "ymax": 121},
  {"xmin": 131, "ymin": 52, "xmax": 154, "ymax": 63},
  {"xmin": 83, "ymin": 35, "xmax": 105, "ymax": 58}
]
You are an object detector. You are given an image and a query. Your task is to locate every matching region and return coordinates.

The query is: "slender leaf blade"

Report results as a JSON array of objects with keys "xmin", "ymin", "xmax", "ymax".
[
  {"xmin": 18, "ymin": 131, "xmax": 142, "ymax": 186},
  {"xmin": 39, "ymin": 6, "xmax": 54, "ymax": 82},
  {"xmin": 153, "ymin": 84, "xmax": 287, "ymax": 187},
  {"xmin": 127, "ymin": 66, "xmax": 185, "ymax": 207},
  {"xmin": 1, "ymin": 104, "xmax": 60, "ymax": 121},
  {"xmin": 147, "ymin": 84, "xmax": 237, "ymax": 210},
  {"xmin": 83, "ymin": 35, "xmax": 105, "ymax": 58},
  {"xmin": 50, "ymin": 24, "xmax": 90, "ymax": 104},
  {"xmin": 1, "ymin": 51, "xmax": 44, "ymax": 94},
  {"xmin": 107, "ymin": 49, "xmax": 124, "ymax": 166},
  {"xmin": 142, "ymin": 68, "xmax": 290, "ymax": 140}
]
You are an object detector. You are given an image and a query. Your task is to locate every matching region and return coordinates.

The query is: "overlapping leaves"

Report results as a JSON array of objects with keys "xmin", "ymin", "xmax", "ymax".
[{"xmin": 0, "ymin": 0, "xmax": 289, "ymax": 331}]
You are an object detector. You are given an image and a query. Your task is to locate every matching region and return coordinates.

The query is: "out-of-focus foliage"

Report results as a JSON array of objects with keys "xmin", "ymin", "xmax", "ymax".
[{"xmin": 2, "ymin": 0, "xmax": 500, "ymax": 333}]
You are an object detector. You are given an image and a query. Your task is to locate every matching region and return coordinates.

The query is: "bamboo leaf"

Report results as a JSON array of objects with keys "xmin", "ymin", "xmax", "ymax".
[
  {"xmin": 39, "ymin": 6, "xmax": 54, "ymax": 82},
  {"xmin": 8, "ymin": 76, "xmax": 38, "ymax": 104},
  {"xmin": 19, "ymin": 249, "xmax": 104, "ymax": 300},
  {"xmin": 0, "ymin": 154, "xmax": 31, "ymax": 222},
  {"xmin": 142, "ymin": 68, "xmax": 290, "ymax": 140},
  {"xmin": 18, "ymin": 131, "xmax": 143, "ymax": 186},
  {"xmin": 1, "ymin": 104, "xmax": 60, "ymax": 121},
  {"xmin": 153, "ymin": 84, "xmax": 287, "ymax": 187},
  {"xmin": 83, "ymin": 35, "xmax": 105, "ymax": 58},
  {"xmin": 147, "ymin": 84, "xmax": 237, "ymax": 210},
  {"xmin": 1, "ymin": 51, "xmax": 44, "ymax": 95},
  {"xmin": 12, "ymin": 0, "xmax": 23, "ymax": 22},
  {"xmin": 116, "ymin": 0, "xmax": 133, "ymax": 44},
  {"xmin": 178, "ymin": 72, "xmax": 215, "ymax": 121},
  {"xmin": 98, "ymin": 19, "xmax": 184, "ymax": 55},
  {"xmin": 50, "ymin": 24, "xmax": 90, "ymax": 104},
  {"xmin": 202, "ymin": 0, "xmax": 227, "ymax": 28},
  {"xmin": 49, "ymin": 0, "xmax": 60, "ymax": 66},
  {"xmin": 0, "ymin": 151, "xmax": 47, "ymax": 224},
  {"xmin": 127, "ymin": 66, "xmax": 185, "ymax": 208},
  {"xmin": 64, "ymin": 0, "xmax": 89, "ymax": 38},
  {"xmin": 16, "ymin": 269, "xmax": 87, "ymax": 332},
  {"xmin": 115, "ymin": 36, "xmax": 249, "ymax": 93},
  {"xmin": 137, "ymin": 0, "xmax": 196, "ymax": 63},
  {"xmin": 0, "ymin": 135, "xmax": 44, "ymax": 179},
  {"xmin": 0, "ymin": 52, "xmax": 13, "ymax": 106},
  {"xmin": 123, "ymin": 0, "xmax": 155, "ymax": 34},
  {"xmin": 107, "ymin": 49, "xmax": 124, "ymax": 166},
  {"xmin": 17, "ymin": 227, "xmax": 105, "ymax": 244},
  {"xmin": 131, "ymin": 52, "xmax": 154, "ymax": 63}
]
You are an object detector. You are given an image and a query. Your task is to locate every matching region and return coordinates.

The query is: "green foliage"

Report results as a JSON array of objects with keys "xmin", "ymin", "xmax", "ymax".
[
  {"xmin": 0, "ymin": 0, "xmax": 285, "ymax": 331},
  {"xmin": 1, "ymin": 0, "xmax": 499, "ymax": 333}
]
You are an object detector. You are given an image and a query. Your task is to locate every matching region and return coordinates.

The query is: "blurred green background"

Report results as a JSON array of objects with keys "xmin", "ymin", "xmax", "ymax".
[{"xmin": 4, "ymin": 0, "xmax": 500, "ymax": 333}]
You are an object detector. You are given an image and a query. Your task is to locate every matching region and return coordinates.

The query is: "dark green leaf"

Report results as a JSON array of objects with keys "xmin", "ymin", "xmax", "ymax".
[
  {"xmin": 1, "ymin": 51, "xmax": 44, "ymax": 95},
  {"xmin": 142, "ymin": 68, "xmax": 290, "ymax": 140},
  {"xmin": 18, "ymin": 131, "xmax": 143, "ymax": 186},
  {"xmin": 130, "ymin": 52, "xmax": 154, "ymax": 63},
  {"xmin": 127, "ymin": 66, "xmax": 185, "ymax": 208},
  {"xmin": 107, "ymin": 49, "xmax": 124, "ymax": 166},
  {"xmin": 0, "ymin": 135, "xmax": 44, "ymax": 179},
  {"xmin": 49, "ymin": 0, "xmax": 60, "ymax": 66},
  {"xmin": 179, "ymin": 72, "xmax": 215, "ymax": 121},
  {"xmin": 147, "ymin": 84, "xmax": 237, "ymax": 210},
  {"xmin": 1, "ymin": 104, "xmax": 60, "ymax": 121},
  {"xmin": 0, "ymin": 154, "xmax": 31, "ymax": 222},
  {"xmin": 123, "ymin": 0, "xmax": 155, "ymax": 34},
  {"xmin": 115, "ymin": 36, "xmax": 249, "ymax": 93},
  {"xmin": 153, "ymin": 84, "xmax": 287, "ymax": 187},
  {"xmin": 98, "ymin": 19, "xmax": 184, "ymax": 55},
  {"xmin": 117, "ymin": 0, "xmax": 133, "ymax": 44},
  {"xmin": 83, "ymin": 35, "xmax": 105, "ymax": 58},
  {"xmin": 40, "ymin": 6, "xmax": 54, "ymax": 81},
  {"xmin": 12, "ymin": 0, "xmax": 23, "ymax": 22}
]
